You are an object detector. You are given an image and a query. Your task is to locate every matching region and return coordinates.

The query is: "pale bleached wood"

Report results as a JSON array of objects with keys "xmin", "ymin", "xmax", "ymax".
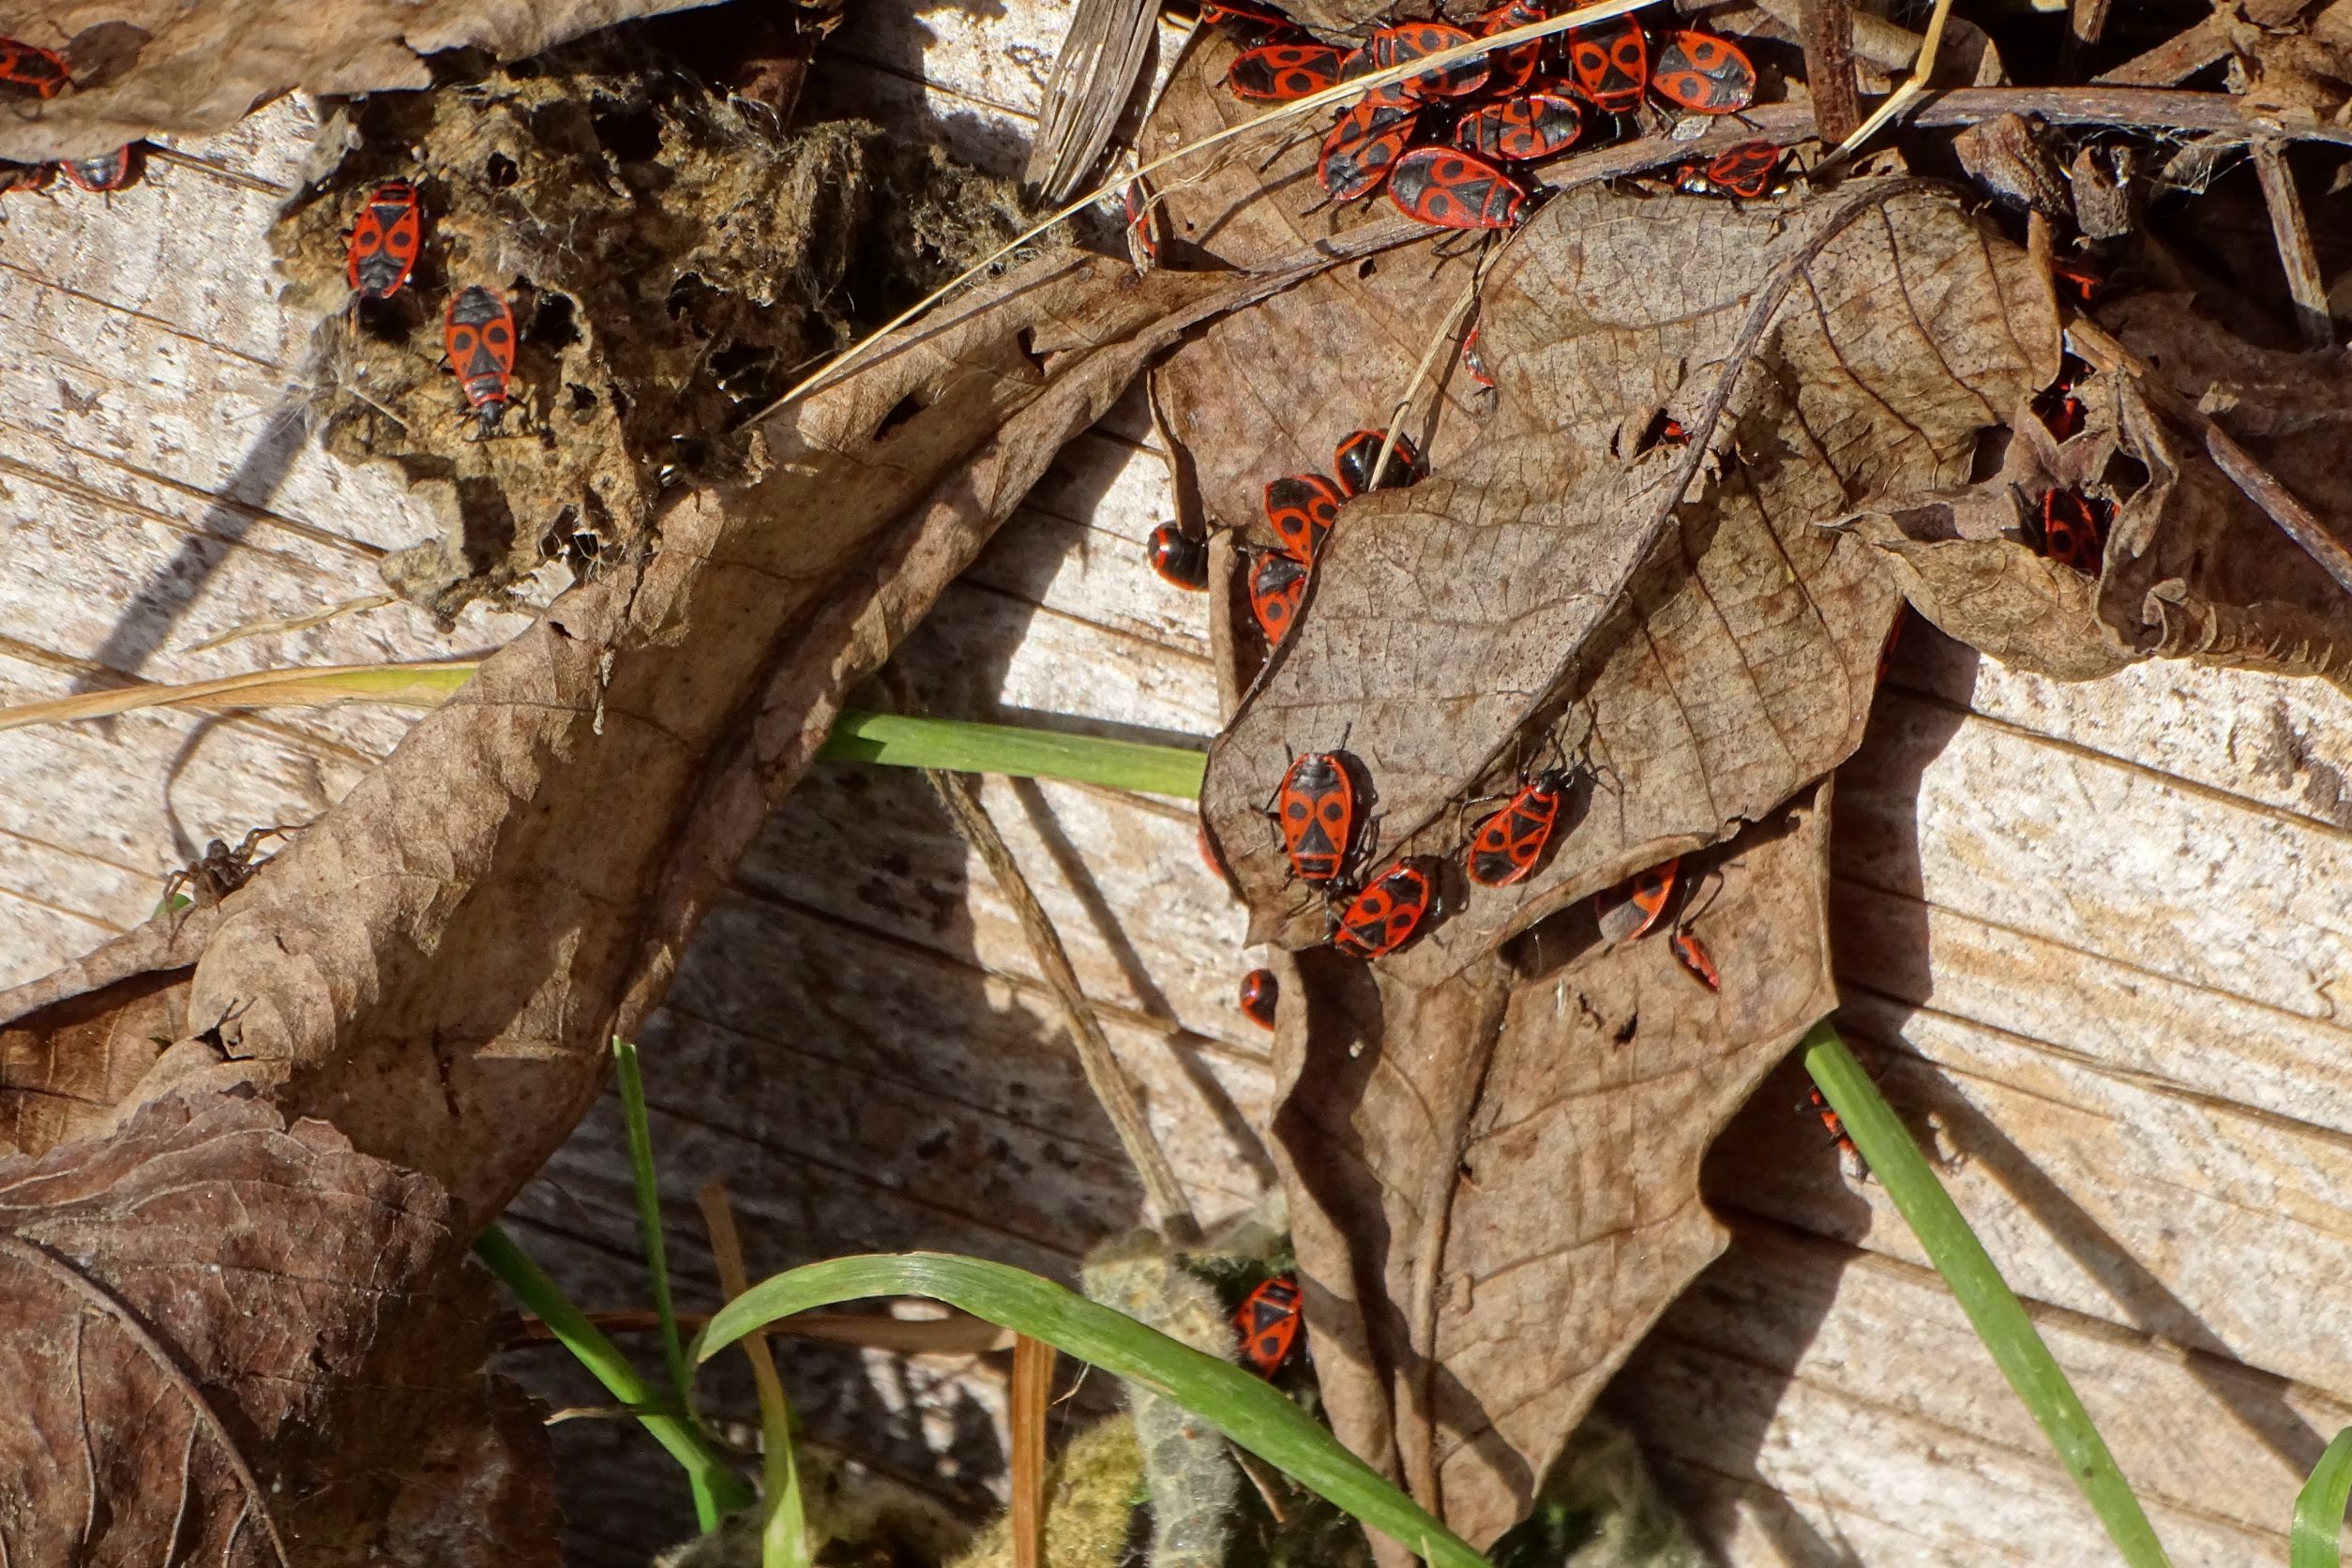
[{"xmin": 1621, "ymin": 1223, "xmax": 2352, "ymax": 1566}]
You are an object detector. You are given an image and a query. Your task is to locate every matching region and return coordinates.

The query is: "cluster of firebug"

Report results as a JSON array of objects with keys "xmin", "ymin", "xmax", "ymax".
[
  {"xmin": 1204, "ymin": 0, "xmax": 1763, "ymax": 236},
  {"xmin": 1263, "ymin": 747, "xmax": 1444, "ymax": 958},
  {"xmin": 1592, "ymin": 854, "xmax": 1720, "ymax": 988},
  {"xmin": 0, "ymin": 36, "xmax": 143, "ymax": 199},
  {"xmin": 341, "ymin": 180, "xmax": 523, "ymax": 437}
]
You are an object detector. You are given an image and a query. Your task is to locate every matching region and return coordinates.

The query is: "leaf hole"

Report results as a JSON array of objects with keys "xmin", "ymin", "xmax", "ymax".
[
  {"xmin": 874, "ymin": 392, "xmax": 927, "ymax": 440},
  {"xmin": 484, "ymin": 151, "xmax": 520, "ymax": 188},
  {"xmin": 525, "ymin": 291, "xmax": 580, "ymax": 351}
]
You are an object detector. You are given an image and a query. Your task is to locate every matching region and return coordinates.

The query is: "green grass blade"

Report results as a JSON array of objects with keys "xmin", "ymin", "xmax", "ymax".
[
  {"xmin": 818, "ymin": 711, "xmax": 1208, "ymax": 797},
  {"xmin": 2293, "ymin": 1428, "xmax": 2352, "ymax": 1568},
  {"xmin": 475, "ymin": 1227, "xmax": 755, "ymax": 1516},
  {"xmin": 612, "ymin": 1038, "xmax": 717, "ymax": 1530},
  {"xmin": 692, "ymin": 1253, "xmax": 1487, "ymax": 1568},
  {"xmin": 1802, "ymin": 1024, "xmax": 2171, "ymax": 1568}
]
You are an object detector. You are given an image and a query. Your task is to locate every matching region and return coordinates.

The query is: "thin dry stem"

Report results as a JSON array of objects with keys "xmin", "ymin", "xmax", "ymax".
[
  {"xmin": 1828, "ymin": 0, "xmax": 1957, "ymax": 163},
  {"xmin": 1800, "ymin": 0, "xmax": 1862, "ymax": 143},
  {"xmin": 2252, "ymin": 141, "xmax": 2332, "ymax": 350},
  {"xmin": 1375, "ymin": 270, "xmax": 1485, "ymax": 491},
  {"xmin": 1009, "ymin": 1335, "xmax": 1054, "ymax": 1568},
  {"xmin": 924, "ymin": 762, "xmax": 1202, "ymax": 1243}
]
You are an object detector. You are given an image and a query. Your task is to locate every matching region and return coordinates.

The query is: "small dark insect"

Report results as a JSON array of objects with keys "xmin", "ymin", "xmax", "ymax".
[
  {"xmin": 1239, "ymin": 969, "xmax": 1278, "ymax": 1028},
  {"xmin": 1227, "ymin": 41, "xmax": 1351, "ymax": 100},
  {"xmin": 346, "ymin": 178, "xmax": 424, "ymax": 301},
  {"xmin": 1332, "ymin": 429, "xmax": 1424, "ymax": 495},
  {"xmin": 1453, "ymin": 91, "xmax": 1583, "ymax": 163},
  {"xmin": 1366, "ymin": 21, "xmax": 1488, "ymax": 99},
  {"xmin": 1249, "ymin": 550, "xmax": 1310, "ymax": 644},
  {"xmin": 1233, "ymin": 1274, "xmax": 1304, "ymax": 1374},
  {"xmin": 1147, "ymin": 521, "xmax": 1209, "ymax": 590},
  {"xmin": 62, "ymin": 143, "xmax": 141, "ymax": 192},
  {"xmin": 1650, "ymin": 30, "xmax": 1755, "ymax": 114},
  {"xmin": 1670, "ymin": 927, "xmax": 1720, "ymax": 989},
  {"xmin": 1562, "ymin": 16, "xmax": 1647, "ymax": 113},
  {"xmin": 0, "ymin": 35, "xmax": 71, "ymax": 99},
  {"xmin": 1463, "ymin": 768, "xmax": 1568, "ymax": 887},
  {"xmin": 445, "ymin": 284, "xmax": 520, "ymax": 436},
  {"xmin": 1274, "ymin": 750, "xmax": 1355, "ymax": 882},
  {"xmin": 1334, "ymin": 860, "xmax": 1436, "ymax": 957},
  {"xmin": 1264, "ymin": 473, "xmax": 1345, "ymax": 561},
  {"xmin": 1594, "ymin": 856, "xmax": 1679, "ymax": 944},
  {"xmin": 1387, "ymin": 145, "xmax": 1527, "ymax": 231}
]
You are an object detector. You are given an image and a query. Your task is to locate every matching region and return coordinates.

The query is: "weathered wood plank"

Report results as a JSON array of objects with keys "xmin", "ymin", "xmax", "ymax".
[{"xmin": 1620, "ymin": 1222, "xmax": 2351, "ymax": 1566}]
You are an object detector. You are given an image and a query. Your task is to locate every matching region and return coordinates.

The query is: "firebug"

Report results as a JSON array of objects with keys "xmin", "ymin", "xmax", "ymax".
[
  {"xmin": 1562, "ymin": 17, "xmax": 1646, "ymax": 113},
  {"xmin": 1249, "ymin": 551, "xmax": 1310, "ymax": 644},
  {"xmin": 1651, "ymin": 30, "xmax": 1755, "ymax": 113},
  {"xmin": 0, "ymin": 35, "xmax": 69, "ymax": 98},
  {"xmin": 1319, "ymin": 93, "xmax": 1421, "ymax": 202},
  {"xmin": 1148, "ymin": 521, "xmax": 1209, "ymax": 590},
  {"xmin": 1805, "ymin": 1084, "xmax": 1865, "ymax": 1170},
  {"xmin": 1677, "ymin": 139, "xmax": 1781, "ymax": 197},
  {"xmin": 1387, "ymin": 145, "xmax": 1526, "ymax": 230},
  {"xmin": 1332, "ymin": 429, "xmax": 1423, "ymax": 495},
  {"xmin": 1234, "ymin": 1274, "xmax": 1304, "ymax": 1374},
  {"xmin": 347, "ymin": 179, "xmax": 424, "ymax": 301},
  {"xmin": 61, "ymin": 144, "xmax": 140, "ymax": 192},
  {"xmin": 2032, "ymin": 352, "xmax": 2090, "ymax": 443},
  {"xmin": 1461, "ymin": 324, "xmax": 1495, "ymax": 389},
  {"xmin": 1595, "ymin": 855, "xmax": 1679, "ymax": 944},
  {"xmin": 1453, "ymin": 90, "xmax": 1583, "ymax": 162},
  {"xmin": 1670, "ymin": 927, "xmax": 1720, "ymax": 989},
  {"xmin": 1274, "ymin": 750, "xmax": 1355, "ymax": 883},
  {"xmin": 1334, "ymin": 860, "xmax": 1436, "ymax": 957},
  {"xmin": 2034, "ymin": 488, "xmax": 2107, "ymax": 575},
  {"xmin": 445, "ymin": 283, "xmax": 519, "ymax": 436},
  {"xmin": 1239, "ymin": 968, "xmax": 1278, "ymax": 1028},
  {"xmin": 1227, "ymin": 41, "xmax": 1350, "ymax": 100},
  {"xmin": 1366, "ymin": 21, "xmax": 1487, "ymax": 98},
  {"xmin": 1265, "ymin": 473, "xmax": 1344, "ymax": 561},
  {"xmin": 1463, "ymin": 768, "xmax": 1568, "ymax": 886},
  {"xmin": 1476, "ymin": 0, "xmax": 1547, "ymax": 96}
]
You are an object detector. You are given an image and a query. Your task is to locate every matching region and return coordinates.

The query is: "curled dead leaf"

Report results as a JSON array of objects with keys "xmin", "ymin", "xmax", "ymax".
[
  {"xmin": 0, "ymin": 0, "xmax": 738, "ymax": 159},
  {"xmin": 1272, "ymin": 785, "xmax": 1839, "ymax": 1544},
  {"xmin": 0, "ymin": 1092, "xmax": 555, "ymax": 1565}
]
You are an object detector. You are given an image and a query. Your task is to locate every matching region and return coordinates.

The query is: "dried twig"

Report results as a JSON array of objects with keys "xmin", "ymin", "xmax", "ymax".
[
  {"xmin": 922, "ymin": 761, "xmax": 1201, "ymax": 1243},
  {"xmin": 2252, "ymin": 141, "xmax": 2333, "ymax": 349},
  {"xmin": 2094, "ymin": 14, "xmax": 2230, "ymax": 85},
  {"xmin": 700, "ymin": 1181, "xmax": 808, "ymax": 1566},
  {"xmin": 1800, "ymin": 0, "xmax": 1863, "ymax": 144},
  {"xmin": 2069, "ymin": 317, "xmax": 2352, "ymax": 599},
  {"xmin": 2069, "ymin": 0, "xmax": 2115, "ymax": 48},
  {"xmin": 1009, "ymin": 1334, "xmax": 1054, "ymax": 1568}
]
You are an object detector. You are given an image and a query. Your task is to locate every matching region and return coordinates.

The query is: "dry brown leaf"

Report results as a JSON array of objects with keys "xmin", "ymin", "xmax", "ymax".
[
  {"xmin": 0, "ymin": 248, "xmax": 1320, "ymax": 1222},
  {"xmin": 1273, "ymin": 786, "xmax": 1838, "ymax": 1544},
  {"xmin": 1179, "ymin": 176, "xmax": 2047, "ymax": 977},
  {"xmin": 0, "ymin": 0, "xmax": 733, "ymax": 160},
  {"xmin": 0, "ymin": 1091, "xmax": 554, "ymax": 1565},
  {"xmin": 1849, "ymin": 291, "xmax": 2352, "ymax": 689}
]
